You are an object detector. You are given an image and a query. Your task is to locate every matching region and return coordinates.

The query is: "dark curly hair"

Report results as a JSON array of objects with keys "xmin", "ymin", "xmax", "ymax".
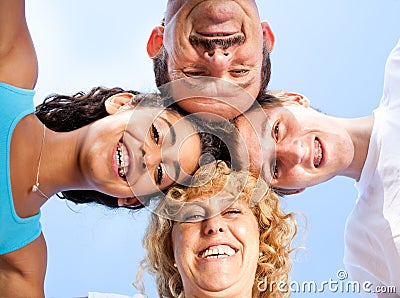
[{"xmin": 35, "ymin": 87, "xmax": 233, "ymax": 210}]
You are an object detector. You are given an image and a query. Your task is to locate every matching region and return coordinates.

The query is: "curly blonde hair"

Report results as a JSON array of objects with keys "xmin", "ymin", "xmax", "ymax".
[{"xmin": 136, "ymin": 161, "xmax": 297, "ymax": 298}]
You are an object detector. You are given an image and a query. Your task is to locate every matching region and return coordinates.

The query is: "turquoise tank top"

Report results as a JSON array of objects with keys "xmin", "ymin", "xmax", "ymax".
[{"xmin": 0, "ymin": 82, "xmax": 41, "ymax": 254}]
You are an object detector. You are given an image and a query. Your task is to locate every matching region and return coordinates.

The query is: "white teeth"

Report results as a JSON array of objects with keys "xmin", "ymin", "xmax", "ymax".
[
  {"xmin": 314, "ymin": 139, "xmax": 323, "ymax": 167},
  {"xmin": 116, "ymin": 140, "xmax": 129, "ymax": 179},
  {"xmin": 200, "ymin": 245, "xmax": 236, "ymax": 258}
]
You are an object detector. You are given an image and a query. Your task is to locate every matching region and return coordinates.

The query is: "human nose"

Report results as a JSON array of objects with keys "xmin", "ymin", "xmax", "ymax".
[
  {"xmin": 276, "ymin": 139, "xmax": 305, "ymax": 167},
  {"xmin": 141, "ymin": 145, "xmax": 161, "ymax": 169},
  {"xmin": 204, "ymin": 48, "xmax": 231, "ymax": 75},
  {"xmin": 202, "ymin": 215, "xmax": 226, "ymax": 235}
]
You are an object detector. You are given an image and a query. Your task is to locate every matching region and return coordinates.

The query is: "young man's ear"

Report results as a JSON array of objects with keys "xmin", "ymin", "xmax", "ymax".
[
  {"xmin": 285, "ymin": 92, "xmax": 310, "ymax": 108},
  {"xmin": 147, "ymin": 26, "xmax": 164, "ymax": 59},
  {"xmin": 117, "ymin": 197, "xmax": 141, "ymax": 207},
  {"xmin": 261, "ymin": 21, "xmax": 275, "ymax": 53},
  {"xmin": 105, "ymin": 93, "xmax": 135, "ymax": 115}
]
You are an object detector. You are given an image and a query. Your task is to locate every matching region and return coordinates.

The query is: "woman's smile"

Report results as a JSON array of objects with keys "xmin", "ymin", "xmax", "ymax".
[{"xmin": 197, "ymin": 244, "xmax": 238, "ymax": 259}]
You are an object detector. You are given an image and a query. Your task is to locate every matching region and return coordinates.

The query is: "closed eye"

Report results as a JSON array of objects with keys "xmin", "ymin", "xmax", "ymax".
[
  {"xmin": 183, "ymin": 70, "xmax": 205, "ymax": 76},
  {"xmin": 184, "ymin": 214, "xmax": 205, "ymax": 222},
  {"xmin": 223, "ymin": 209, "xmax": 242, "ymax": 216},
  {"xmin": 180, "ymin": 205, "xmax": 208, "ymax": 222},
  {"xmin": 230, "ymin": 69, "xmax": 249, "ymax": 77}
]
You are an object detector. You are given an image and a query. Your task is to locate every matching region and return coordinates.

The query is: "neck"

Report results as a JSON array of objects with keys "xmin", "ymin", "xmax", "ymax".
[
  {"xmin": 38, "ymin": 125, "xmax": 88, "ymax": 195},
  {"xmin": 184, "ymin": 286, "xmax": 253, "ymax": 298},
  {"xmin": 339, "ymin": 114, "xmax": 374, "ymax": 180},
  {"xmin": 12, "ymin": 115, "xmax": 88, "ymax": 213}
]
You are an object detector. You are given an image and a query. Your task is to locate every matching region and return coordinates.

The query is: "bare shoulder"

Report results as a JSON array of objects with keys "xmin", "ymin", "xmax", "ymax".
[{"xmin": 0, "ymin": 233, "xmax": 47, "ymax": 297}]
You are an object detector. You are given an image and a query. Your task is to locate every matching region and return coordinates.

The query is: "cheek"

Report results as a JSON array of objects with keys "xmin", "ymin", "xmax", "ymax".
[
  {"xmin": 238, "ymin": 219, "xmax": 260, "ymax": 246},
  {"xmin": 171, "ymin": 225, "xmax": 187, "ymax": 260},
  {"xmin": 178, "ymin": 136, "xmax": 201, "ymax": 175},
  {"xmin": 245, "ymin": 83, "xmax": 262, "ymax": 102},
  {"xmin": 130, "ymin": 174, "xmax": 157, "ymax": 197}
]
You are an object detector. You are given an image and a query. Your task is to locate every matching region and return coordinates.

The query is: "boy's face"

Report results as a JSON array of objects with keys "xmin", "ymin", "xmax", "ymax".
[{"xmin": 236, "ymin": 102, "xmax": 355, "ymax": 191}]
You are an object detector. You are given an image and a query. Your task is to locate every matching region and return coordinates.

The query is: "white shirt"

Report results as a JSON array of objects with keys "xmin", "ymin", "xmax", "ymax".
[{"xmin": 344, "ymin": 40, "xmax": 400, "ymax": 297}]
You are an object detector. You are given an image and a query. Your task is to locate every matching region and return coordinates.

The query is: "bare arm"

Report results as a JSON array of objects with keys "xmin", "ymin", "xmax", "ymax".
[
  {"xmin": 0, "ymin": 0, "xmax": 38, "ymax": 89},
  {"xmin": 0, "ymin": 234, "xmax": 47, "ymax": 297}
]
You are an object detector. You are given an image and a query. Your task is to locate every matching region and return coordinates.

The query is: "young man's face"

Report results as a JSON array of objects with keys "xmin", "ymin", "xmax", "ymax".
[
  {"xmin": 236, "ymin": 101, "xmax": 355, "ymax": 191},
  {"xmin": 148, "ymin": 0, "xmax": 274, "ymax": 118}
]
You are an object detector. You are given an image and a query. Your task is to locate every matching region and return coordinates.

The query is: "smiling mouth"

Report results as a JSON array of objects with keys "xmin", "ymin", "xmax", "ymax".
[
  {"xmin": 116, "ymin": 138, "xmax": 129, "ymax": 181},
  {"xmin": 314, "ymin": 138, "xmax": 323, "ymax": 168},
  {"xmin": 199, "ymin": 245, "xmax": 237, "ymax": 259}
]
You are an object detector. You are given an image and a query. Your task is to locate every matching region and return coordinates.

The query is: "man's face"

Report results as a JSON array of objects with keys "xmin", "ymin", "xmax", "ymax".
[
  {"xmin": 236, "ymin": 100, "xmax": 355, "ymax": 191},
  {"xmin": 148, "ymin": 0, "xmax": 274, "ymax": 118}
]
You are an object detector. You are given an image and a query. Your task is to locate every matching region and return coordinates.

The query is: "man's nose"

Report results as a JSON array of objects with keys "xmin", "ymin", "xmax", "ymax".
[
  {"xmin": 277, "ymin": 139, "xmax": 305, "ymax": 167},
  {"xmin": 204, "ymin": 48, "xmax": 231, "ymax": 75}
]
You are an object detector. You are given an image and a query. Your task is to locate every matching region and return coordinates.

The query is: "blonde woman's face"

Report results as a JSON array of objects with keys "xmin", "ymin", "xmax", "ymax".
[{"xmin": 171, "ymin": 194, "xmax": 259, "ymax": 297}]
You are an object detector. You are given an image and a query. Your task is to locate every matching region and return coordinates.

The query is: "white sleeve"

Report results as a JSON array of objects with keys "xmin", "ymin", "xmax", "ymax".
[{"xmin": 381, "ymin": 39, "xmax": 400, "ymax": 108}]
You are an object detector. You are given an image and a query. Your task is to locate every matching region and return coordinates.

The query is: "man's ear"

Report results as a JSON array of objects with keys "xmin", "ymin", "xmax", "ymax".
[
  {"xmin": 117, "ymin": 197, "xmax": 141, "ymax": 207},
  {"xmin": 261, "ymin": 21, "xmax": 275, "ymax": 53},
  {"xmin": 105, "ymin": 93, "xmax": 135, "ymax": 115},
  {"xmin": 147, "ymin": 26, "xmax": 165, "ymax": 59},
  {"xmin": 285, "ymin": 92, "xmax": 310, "ymax": 108}
]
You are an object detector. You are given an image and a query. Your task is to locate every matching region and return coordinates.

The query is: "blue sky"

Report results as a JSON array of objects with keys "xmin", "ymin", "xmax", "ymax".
[{"xmin": 26, "ymin": 1, "xmax": 400, "ymax": 297}]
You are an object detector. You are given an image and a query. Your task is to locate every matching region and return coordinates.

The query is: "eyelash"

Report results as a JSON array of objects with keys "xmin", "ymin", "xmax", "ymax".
[
  {"xmin": 272, "ymin": 122, "xmax": 280, "ymax": 179},
  {"xmin": 230, "ymin": 69, "xmax": 249, "ymax": 77},
  {"xmin": 223, "ymin": 209, "xmax": 241, "ymax": 216},
  {"xmin": 184, "ymin": 71, "xmax": 204, "ymax": 76},
  {"xmin": 151, "ymin": 124, "xmax": 164, "ymax": 185},
  {"xmin": 184, "ymin": 214, "xmax": 205, "ymax": 222},
  {"xmin": 273, "ymin": 123, "xmax": 280, "ymax": 140},
  {"xmin": 272, "ymin": 161, "xmax": 279, "ymax": 179},
  {"xmin": 151, "ymin": 124, "xmax": 160, "ymax": 144}
]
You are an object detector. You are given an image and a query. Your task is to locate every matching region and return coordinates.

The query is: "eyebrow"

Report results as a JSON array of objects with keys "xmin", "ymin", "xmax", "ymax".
[
  {"xmin": 173, "ymin": 160, "xmax": 181, "ymax": 182},
  {"xmin": 158, "ymin": 116, "xmax": 181, "ymax": 182},
  {"xmin": 159, "ymin": 116, "xmax": 176, "ymax": 145},
  {"xmin": 260, "ymin": 114, "xmax": 269, "ymax": 142},
  {"xmin": 260, "ymin": 115, "xmax": 274, "ymax": 183}
]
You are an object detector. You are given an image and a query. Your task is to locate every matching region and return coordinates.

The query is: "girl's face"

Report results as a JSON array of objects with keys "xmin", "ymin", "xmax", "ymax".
[{"xmin": 79, "ymin": 105, "xmax": 201, "ymax": 199}]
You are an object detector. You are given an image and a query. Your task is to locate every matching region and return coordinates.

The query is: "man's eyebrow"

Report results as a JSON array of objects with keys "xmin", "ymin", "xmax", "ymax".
[
  {"xmin": 260, "ymin": 115, "xmax": 273, "ymax": 183},
  {"xmin": 173, "ymin": 160, "xmax": 181, "ymax": 182},
  {"xmin": 260, "ymin": 114, "xmax": 269, "ymax": 142},
  {"xmin": 159, "ymin": 116, "xmax": 176, "ymax": 145}
]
